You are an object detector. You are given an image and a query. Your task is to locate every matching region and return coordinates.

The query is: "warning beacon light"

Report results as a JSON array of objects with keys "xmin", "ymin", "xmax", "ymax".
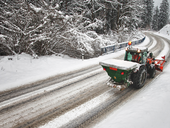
[{"xmin": 128, "ymin": 41, "xmax": 132, "ymax": 45}]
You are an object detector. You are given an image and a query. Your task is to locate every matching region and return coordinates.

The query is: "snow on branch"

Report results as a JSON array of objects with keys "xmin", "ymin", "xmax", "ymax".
[{"xmin": 29, "ymin": 3, "xmax": 42, "ymax": 13}]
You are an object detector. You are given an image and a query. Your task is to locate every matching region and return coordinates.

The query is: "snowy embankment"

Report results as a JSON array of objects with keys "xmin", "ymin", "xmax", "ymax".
[
  {"xmin": 94, "ymin": 26, "xmax": 170, "ymax": 128},
  {"xmin": 0, "ymin": 36, "xmax": 148, "ymax": 92},
  {"xmin": 155, "ymin": 24, "xmax": 170, "ymax": 60}
]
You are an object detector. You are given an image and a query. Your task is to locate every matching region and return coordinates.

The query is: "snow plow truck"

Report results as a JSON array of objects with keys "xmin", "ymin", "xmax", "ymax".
[{"xmin": 99, "ymin": 41, "xmax": 166, "ymax": 91}]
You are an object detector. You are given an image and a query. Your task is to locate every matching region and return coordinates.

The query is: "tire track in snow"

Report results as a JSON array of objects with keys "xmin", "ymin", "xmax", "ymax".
[{"xmin": 0, "ymin": 68, "xmax": 103, "ymax": 111}]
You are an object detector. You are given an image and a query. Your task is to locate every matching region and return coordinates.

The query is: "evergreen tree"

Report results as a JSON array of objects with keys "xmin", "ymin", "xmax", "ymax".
[
  {"xmin": 152, "ymin": 6, "xmax": 159, "ymax": 31},
  {"xmin": 140, "ymin": 0, "xmax": 154, "ymax": 28},
  {"xmin": 158, "ymin": 0, "xmax": 169, "ymax": 30}
]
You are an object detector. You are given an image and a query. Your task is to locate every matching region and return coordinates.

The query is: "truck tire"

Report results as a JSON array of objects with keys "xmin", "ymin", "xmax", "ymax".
[
  {"xmin": 132, "ymin": 66, "xmax": 147, "ymax": 89},
  {"xmin": 149, "ymin": 66, "xmax": 156, "ymax": 78}
]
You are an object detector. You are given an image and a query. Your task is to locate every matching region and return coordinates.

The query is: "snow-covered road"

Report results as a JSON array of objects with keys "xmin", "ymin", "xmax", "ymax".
[{"xmin": 0, "ymin": 30, "xmax": 170, "ymax": 128}]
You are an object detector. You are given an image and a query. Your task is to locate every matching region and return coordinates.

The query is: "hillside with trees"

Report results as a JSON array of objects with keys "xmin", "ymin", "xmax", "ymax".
[{"xmin": 0, "ymin": 0, "xmax": 169, "ymax": 58}]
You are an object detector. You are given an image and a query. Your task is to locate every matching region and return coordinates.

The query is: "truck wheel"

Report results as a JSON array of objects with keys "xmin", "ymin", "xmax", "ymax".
[
  {"xmin": 132, "ymin": 66, "xmax": 147, "ymax": 89},
  {"xmin": 149, "ymin": 66, "xmax": 156, "ymax": 78}
]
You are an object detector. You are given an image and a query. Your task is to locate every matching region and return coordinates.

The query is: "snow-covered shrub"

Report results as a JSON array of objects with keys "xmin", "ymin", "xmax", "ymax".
[
  {"xmin": 58, "ymin": 28, "xmax": 94, "ymax": 58},
  {"xmin": 85, "ymin": 18, "xmax": 104, "ymax": 33},
  {"xmin": 85, "ymin": 31, "xmax": 98, "ymax": 39},
  {"xmin": 0, "ymin": 1, "xmax": 143, "ymax": 59}
]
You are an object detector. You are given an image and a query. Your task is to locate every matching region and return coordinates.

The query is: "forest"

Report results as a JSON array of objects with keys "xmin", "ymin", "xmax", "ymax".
[{"xmin": 0, "ymin": 0, "xmax": 169, "ymax": 58}]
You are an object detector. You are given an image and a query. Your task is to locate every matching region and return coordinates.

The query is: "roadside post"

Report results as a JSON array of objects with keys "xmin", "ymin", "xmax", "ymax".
[{"xmin": 82, "ymin": 53, "xmax": 84, "ymax": 61}]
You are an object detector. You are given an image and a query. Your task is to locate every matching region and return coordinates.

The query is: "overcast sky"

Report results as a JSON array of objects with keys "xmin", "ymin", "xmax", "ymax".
[{"xmin": 154, "ymin": 0, "xmax": 170, "ymax": 7}]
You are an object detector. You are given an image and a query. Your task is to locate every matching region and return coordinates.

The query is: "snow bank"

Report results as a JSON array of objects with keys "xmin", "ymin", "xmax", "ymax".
[
  {"xmin": 154, "ymin": 24, "xmax": 170, "ymax": 40},
  {"xmin": 158, "ymin": 24, "xmax": 170, "ymax": 37},
  {"xmin": 154, "ymin": 24, "xmax": 170, "ymax": 60}
]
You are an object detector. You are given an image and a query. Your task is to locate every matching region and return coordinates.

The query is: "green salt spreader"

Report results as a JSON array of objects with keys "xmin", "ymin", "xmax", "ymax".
[
  {"xmin": 100, "ymin": 59, "xmax": 140, "ymax": 90},
  {"xmin": 99, "ymin": 42, "xmax": 156, "ymax": 90},
  {"xmin": 99, "ymin": 41, "xmax": 166, "ymax": 91}
]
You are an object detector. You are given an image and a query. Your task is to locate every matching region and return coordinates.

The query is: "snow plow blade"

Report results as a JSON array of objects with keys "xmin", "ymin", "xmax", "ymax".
[{"xmin": 154, "ymin": 56, "xmax": 166, "ymax": 72}]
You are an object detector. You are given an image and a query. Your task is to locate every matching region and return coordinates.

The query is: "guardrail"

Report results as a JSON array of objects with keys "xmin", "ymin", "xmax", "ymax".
[{"xmin": 101, "ymin": 37, "xmax": 146, "ymax": 54}]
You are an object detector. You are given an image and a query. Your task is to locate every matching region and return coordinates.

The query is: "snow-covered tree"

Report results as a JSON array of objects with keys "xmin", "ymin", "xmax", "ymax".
[
  {"xmin": 0, "ymin": 0, "xmax": 147, "ymax": 58},
  {"xmin": 0, "ymin": 0, "xmax": 67, "ymax": 56},
  {"xmin": 152, "ymin": 6, "xmax": 159, "ymax": 31},
  {"xmin": 158, "ymin": 0, "xmax": 169, "ymax": 30},
  {"xmin": 140, "ymin": 0, "xmax": 154, "ymax": 29},
  {"xmin": 59, "ymin": 0, "xmax": 86, "ymax": 15},
  {"xmin": 108, "ymin": 0, "xmax": 143, "ymax": 42}
]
